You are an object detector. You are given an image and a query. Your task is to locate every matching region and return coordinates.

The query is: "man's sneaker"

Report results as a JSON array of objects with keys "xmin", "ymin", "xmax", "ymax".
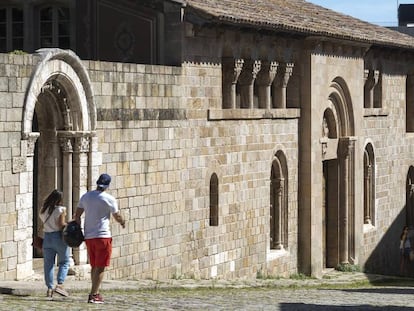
[{"xmin": 88, "ymin": 293, "xmax": 104, "ymax": 304}]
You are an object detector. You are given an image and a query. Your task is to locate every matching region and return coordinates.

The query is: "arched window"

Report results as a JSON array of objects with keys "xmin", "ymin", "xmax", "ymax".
[
  {"xmin": 209, "ymin": 173, "xmax": 219, "ymax": 226},
  {"xmin": 0, "ymin": 7, "xmax": 24, "ymax": 52},
  {"xmin": 270, "ymin": 151, "xmax": 288, "ymax": 250},
  {"xmin": 364, "ymin": 143, "xmax": 375, "ymax": 225}
]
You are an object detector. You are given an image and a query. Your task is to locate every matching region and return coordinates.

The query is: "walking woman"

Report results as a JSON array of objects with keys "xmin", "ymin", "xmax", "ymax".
[
  {"xmin": 39, "ymin": 189, "xmax": 70, "ymax": 298},
  {"xmin": 400, "ymin": 225, "xmax": 411, "ymax": 276}
]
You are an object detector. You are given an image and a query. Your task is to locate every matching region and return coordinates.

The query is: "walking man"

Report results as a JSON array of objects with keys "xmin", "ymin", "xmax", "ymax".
[{"xmin": 74, "ymin": 173, "xmax": 125, "ymax": 304}]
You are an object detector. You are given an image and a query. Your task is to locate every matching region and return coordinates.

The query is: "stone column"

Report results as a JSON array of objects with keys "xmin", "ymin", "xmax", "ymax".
[
  {"xmin": 59, "ymin": 135, "xmax": 73, "ymax": 220},
  {"xmin": 72, "ymin": 133, "xmax": 91, "ymax": 265},
  {"xmin": 222, "ymin": 58, "xmax": 244, "ymax": 109},
  {"xmin": 273, "ymin": 63, "xmax": 294, "ymax": 108},
  {"xmin": 275, "ymin": 177, "xmax": 284, "ymax": 250},
  {"xmin": 256, "ymin": 61, "xmax": 279, "ymax": 109},
  {"xmin": 364, "ymin": 162, "xmax": 372, "ymax": 224},
  {"xmin": 73, "ymin": 134, "xmax": 91, "ymax": 214},
  {"xmin": 238, "ymin": 60, "xmax": 261, "ymax": 109},
  {"xmin": 339, "ymin": 137, "xmax": 355, "ymax": 264}
]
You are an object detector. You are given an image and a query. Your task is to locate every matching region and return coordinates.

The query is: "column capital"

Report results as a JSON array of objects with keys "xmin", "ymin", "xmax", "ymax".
[
  {"xmin": 276, "ymin": 62, "xmax": 294, "ymax": 88},
  {"xmin": 23, "ymin": 132, "xmax": 40, "ymax": 157},
  {"xmin": 59, "ymin": 136, "xmax": 73, "ymax": 153},
  {"xmin": 222, "ymin": 58, "xmax": 244, "ymax": 84},
  {"xmin": 74, "ymin": 135, "xmax": 91, "ymax": 153}
]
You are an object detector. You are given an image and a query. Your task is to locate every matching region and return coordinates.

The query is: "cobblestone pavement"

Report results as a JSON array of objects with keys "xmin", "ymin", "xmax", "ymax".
[{"xmin": 1, "ymin": 271, "xmax": 414, "ymax": 310}]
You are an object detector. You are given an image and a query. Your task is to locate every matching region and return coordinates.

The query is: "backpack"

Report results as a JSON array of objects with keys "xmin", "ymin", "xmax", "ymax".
[{"xmin": 62, "ymin": 220, "xmax": 84, "ymax": 247}]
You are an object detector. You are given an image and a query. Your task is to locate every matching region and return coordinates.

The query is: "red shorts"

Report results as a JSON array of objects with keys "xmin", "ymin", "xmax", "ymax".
[{"xmin": 85, "ymin": 238, "xmax": 112, "ymax": 267}]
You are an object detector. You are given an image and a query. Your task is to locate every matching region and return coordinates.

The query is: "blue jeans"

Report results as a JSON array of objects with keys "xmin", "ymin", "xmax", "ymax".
[{"xmin": 43, "ymin": 231, "xmax": 70, "ymax": 289}]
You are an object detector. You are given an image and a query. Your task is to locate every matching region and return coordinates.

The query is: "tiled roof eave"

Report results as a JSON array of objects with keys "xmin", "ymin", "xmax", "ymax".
[
  {"xmin": 214, "ymin": 15, "xmax": 414, "ymax": 51},
  {"xmin": 184, "ymin": 5, "xmax": 414, "ymax": 51}
]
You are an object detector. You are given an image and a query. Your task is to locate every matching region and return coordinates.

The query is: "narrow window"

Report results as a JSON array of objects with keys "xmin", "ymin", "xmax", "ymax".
[
  {"xmin": 209, "ymin": 173, "xmax": 219, "ymax": 226},
  {"xmin": 364, "ymin": 144, "xmax": 375, "ymax": 225},
  {"xmin": 270, "ymin": 152, "xmax": 288, "ymax": 250}
]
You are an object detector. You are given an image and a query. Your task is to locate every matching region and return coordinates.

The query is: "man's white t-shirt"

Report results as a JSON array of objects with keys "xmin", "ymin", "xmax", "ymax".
[{"xmin": 78, "ymin": 190, "xmax": 119, "ymax": 239}]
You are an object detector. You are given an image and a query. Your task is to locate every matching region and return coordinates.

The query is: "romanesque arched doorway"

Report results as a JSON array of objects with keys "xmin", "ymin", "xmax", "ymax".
[
  {"xmin": 321, "ymin": 77, "xmax": 356, "ymax": 268},
  {"xmin": 22, "ymin": 49, "xmax": 97, "ymax": 266}
]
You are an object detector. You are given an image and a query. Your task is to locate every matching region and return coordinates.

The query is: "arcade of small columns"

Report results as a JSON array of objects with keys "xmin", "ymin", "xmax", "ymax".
[
  {"xmin": 364, "ymin": 68, "xmax": 382, "ymax": 109},
  {"xmin": 222, "ymin": 57, "xmax": 294, "ymax": 109}
]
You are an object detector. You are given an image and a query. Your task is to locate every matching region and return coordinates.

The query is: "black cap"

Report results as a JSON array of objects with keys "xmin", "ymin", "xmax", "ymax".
[{"xmin": 96, "ymin": 173, "xmax": 111, "ymax": 189}]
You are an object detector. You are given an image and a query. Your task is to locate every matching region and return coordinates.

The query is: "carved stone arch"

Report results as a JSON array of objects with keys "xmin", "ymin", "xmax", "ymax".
[
  {"xmin": 22, "ymin": 48, "xmax": 96, "ymax": 137},
  {"xmin": 328, "ymin": 77, "xmax": 355, "ymax": 137}
]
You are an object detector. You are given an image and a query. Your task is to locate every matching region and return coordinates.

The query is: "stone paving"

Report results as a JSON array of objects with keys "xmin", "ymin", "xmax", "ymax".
[{"xmin": 1, "ymin": 270, "xmax": 414, "ymax": 310}]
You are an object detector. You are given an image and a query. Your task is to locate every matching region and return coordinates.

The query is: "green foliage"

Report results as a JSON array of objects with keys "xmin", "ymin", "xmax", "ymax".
[
  {"xmin": 335, "ymin": 263, "xmax": 361, "ymax": 272},
  {"xmin": 9, "ymin": 50, "xmax": 27, "ymax": 55}
]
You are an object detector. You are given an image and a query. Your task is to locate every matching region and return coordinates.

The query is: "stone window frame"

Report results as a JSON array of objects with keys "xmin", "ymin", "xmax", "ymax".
[
  {"xmin": 363, "ymin": 142, "xmax": 375, "ymax": 228},
  {"xmin": 269, "ymin": 150, "xmax": 288, "ymax": 251}
]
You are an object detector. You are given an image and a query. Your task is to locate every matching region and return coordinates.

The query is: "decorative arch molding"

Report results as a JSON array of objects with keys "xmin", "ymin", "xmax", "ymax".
[
  {"xmin": 328, "ymin": 77, "xmax": 355, "ymax": 137},
  {"xmin": 22, "ymin": 48, "xmax": 96, "ymax": 138}
]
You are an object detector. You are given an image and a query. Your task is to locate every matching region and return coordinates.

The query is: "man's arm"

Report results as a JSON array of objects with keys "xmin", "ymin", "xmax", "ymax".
[
  {"xmin": 113, "ymin": 212, "xmax": 125, "ymax": 229},
  {"xmin": 74, "ymin": 207, "xmax": 84, "ymax": 224}
]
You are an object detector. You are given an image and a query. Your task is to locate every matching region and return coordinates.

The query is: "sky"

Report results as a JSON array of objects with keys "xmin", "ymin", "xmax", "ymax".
[{"xmin": 307, "ymin": 0, "xmax": 414, "ymax": 27}]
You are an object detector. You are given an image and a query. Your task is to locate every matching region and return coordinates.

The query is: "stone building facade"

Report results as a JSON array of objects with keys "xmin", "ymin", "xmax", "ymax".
[{"xmin": 0, "ymin": 0, "xmax": 414, "ymax": 281}]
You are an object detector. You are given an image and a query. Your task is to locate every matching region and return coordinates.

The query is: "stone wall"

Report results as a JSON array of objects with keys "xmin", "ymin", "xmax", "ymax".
[
  {"xmin": 0, "ymin": 43, "xmax": 413, "ymax": 281},
  {"xmin": 0, "ymin": 53, "xmax": 36, "ymax": 280},
  {"xmin": 85, "ymin": 59, "xmax": 300, "ymax": 279}
]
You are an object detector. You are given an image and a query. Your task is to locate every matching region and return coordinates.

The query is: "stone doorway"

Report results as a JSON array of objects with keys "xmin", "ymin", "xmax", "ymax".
[
  {"xmin": 323, "ymin": 159, "xmax": 339, "ymax": 268},
  {"xmin": 20, "ymin": 49, "xmax": 98, "ymax": 272}
]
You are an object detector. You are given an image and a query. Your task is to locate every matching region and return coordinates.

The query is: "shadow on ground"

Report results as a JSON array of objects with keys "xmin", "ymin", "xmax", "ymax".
[{"xmin": 280, "ymin": 303, "xmax": 414, "ymax": 310}]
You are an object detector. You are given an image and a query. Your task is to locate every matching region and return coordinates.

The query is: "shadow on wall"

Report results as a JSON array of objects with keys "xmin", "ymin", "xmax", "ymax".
[{"xmin": 364, "ymin": 206, "xmax": 411, "ymax": 278}]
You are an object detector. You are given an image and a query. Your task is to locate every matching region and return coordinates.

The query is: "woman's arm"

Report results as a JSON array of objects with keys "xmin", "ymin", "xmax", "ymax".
[{"xmin": 57, "ymin": 209, "xmax": 67, "ymax": 230}]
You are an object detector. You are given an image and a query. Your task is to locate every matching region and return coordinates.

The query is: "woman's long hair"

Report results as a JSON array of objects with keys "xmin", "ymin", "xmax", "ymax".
[
  {"xmin": 40, "ymin": 189, "xmax": 63, "ymax": 216},
  {"xmin": 401, "ymin": 225, "xmax": 409, "ymax": 241}
]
